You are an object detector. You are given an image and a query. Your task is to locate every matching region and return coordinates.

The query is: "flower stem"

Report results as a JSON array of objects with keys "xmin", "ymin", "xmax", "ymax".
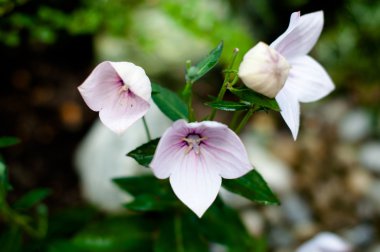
[
  {"xmin": 209, "ymin": 48, "xmax": 240, "ymax": 121},
  {"xmin": 234, "ymin": 107, "xmax": 256, "ymax": 134},
  {"xmin": 174, "ymin": 214, "xmax": 185, "ymax": 252},
  {"xmin": 142, "ymin": 116, "xmax": 151, "ymax": 141},
  {"xmin": 0, "ymin": 200, "xmax": 47, "ymax": 239},
  {"xmin": 182, "ymin": 80, "xmax": 195, "ymax": 122},
  {"xmin": 229, "ymin": 110, "xmax": 244, "ymax": 129}
]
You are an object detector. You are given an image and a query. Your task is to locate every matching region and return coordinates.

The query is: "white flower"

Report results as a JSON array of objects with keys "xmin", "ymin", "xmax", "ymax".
[
  {"xmin": 150, "ymin": 120, "xmax": 252, "ymax": 217},
  {"xmin": 78, "ymin": 61, "xmax": 151, "ymax": 134},
  {"xmin": 240, "ymin": 11, "xmax": 334, "ymax": 139}
]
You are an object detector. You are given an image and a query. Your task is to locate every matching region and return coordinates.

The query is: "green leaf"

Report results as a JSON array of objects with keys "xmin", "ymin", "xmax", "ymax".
[
  {"xmin": 127, "ymin": 138, "xmax": 159, "ymax": 167},
  {"xmin": 0, "ymin": 137, "xmax": 20, "ymax": 148},
  {"xmin": 154, "ymin": 215, "xmax": 208, "ymax": 252},
  {"xmin": 152, "ymin": 83, "xmax": 188, "ymax": 121},
  {"xmin": 199, "ymin": 197, "xmax": 254, "ymax": 251},
  {"xmin": 205, "ymin": 100, "xmax": 251, "ymax": 111},
  {"xmin": 72, "ymin": 216, "xmax": 154, "ymax": 252},
  {"xmin": 223, "ymin": 169, "xmax": 280, "ymax": 205},
  {"xmin": 13, "ymin": 188, "xmax": 52, "ymax": 211},
  {"xmin": 0, "ymin": 161, "xmax": 5, "ymax": 180},
  {"xmin": 0, "ymin": 161, "xmax": 12, "ymax": 191},
  {"xmin": 186, "ymin": 41, "xmax": 223, "ymax": 83},
  {"xmin": 230, "ymin": 87, "xmax": 280, "ymax": 112},
  {"xmin": 124, "ymin": 194, "xmax": 178, "ymax": 211},
  {"xmin": 113, "ymin": 175, "xmax": 178, "ymax": 212}
]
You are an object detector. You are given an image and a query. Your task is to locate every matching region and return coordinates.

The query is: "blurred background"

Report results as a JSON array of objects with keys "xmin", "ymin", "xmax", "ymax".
[{"xmin": 0, "ymin": 0, "xmax": 380, "ymax": 251}]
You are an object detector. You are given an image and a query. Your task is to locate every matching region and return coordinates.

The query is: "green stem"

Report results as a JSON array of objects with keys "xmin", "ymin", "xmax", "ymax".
[
  {"xmin": 234, "ymin": 108, "xmax": 256, "ymax": 134},
  {"xmin": 182, "ymin": 80, "xmax": 195, "ymax": 122},
  {"xmin": 0, "ymin": 202, "xmax": 47, "ymax": 239},
  {"xmin": 209, "ymin": 48, "xmax": 240, "ymax": 121},
  {"xmin": 229, "ymin": 110, "xmax": 244, "ymax": 129},
  {"xmin": 142, "ymin": 116, "xmax": 151, "ymax": 141},
  {"xmin": 174, "ymin": 214, "xmax": 185, "ymax": 252}
]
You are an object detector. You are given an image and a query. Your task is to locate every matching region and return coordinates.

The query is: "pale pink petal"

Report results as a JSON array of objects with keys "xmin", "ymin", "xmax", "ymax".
[
  {"xmin": 286, "ymin": 56, "xmax": 334, "ymax": 103},
  {"xmin": 271, "ymin": 11, "xmax": 324, "ymax": 59},
  {"xmin": 110, "ymin": 62, "xmax": 151, "ymax": 102},
  {"xmin": 78, "ymin": 61, "xmax": 122, "ymax": 111},
  {"xmin": 151, "ymin": 120, "xmax": 252, "ymax": 217},
  {"xmin": 276, "ymin": 87, "xmax": 300, "ymax": 140},
  {"xmin": 270, "ymin": 11, "xmax": 301, "ymax": 50},
  {"xmin": 169, "ymin": 151, "xmax": 221, "ymax": 217},
  {"xmin": 201, "ymin": 126, "xmax": 252, "ymax": 179},
  {"xmin": 150, "ymin": 120, "xmax": 189, "ymax": 179},
  {"xmin": 99, "ymin": 91, "xmax": 150, "ymax": 134}
]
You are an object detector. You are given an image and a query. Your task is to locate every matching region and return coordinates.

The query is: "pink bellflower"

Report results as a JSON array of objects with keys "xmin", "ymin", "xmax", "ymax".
[
  {"xmin": 239, "ymin": 11, "xmax": 334, "ymax": 139},
  {"xmin": 78, "ymin": 61, "xmax": 151, "ymax": 134},
  {"xmin": 150, "ymin": 120, "xmax": 252, "ymax": 217}
]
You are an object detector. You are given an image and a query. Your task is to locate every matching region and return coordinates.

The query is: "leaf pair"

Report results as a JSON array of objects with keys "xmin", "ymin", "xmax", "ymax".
[
  {"xmin": 206, "ymin": 87, "xmax": 280, "ymax": 112},
  {"xmin": 151, "ymin": 41, "xmax": 224, "ymax": 122}
]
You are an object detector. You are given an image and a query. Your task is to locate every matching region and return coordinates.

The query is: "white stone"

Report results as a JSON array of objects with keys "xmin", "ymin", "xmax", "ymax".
[
  {"xmin": 75, "ymin": 103, "xmax": 171, "ymax": 212},
  {"xmin": 359, "ymin": 142, "xmax": 380, "ymax": 173},
  {"xmin": 296, "ymin": 232, "xmax": 352, "ymax": 252},
  {"xmin": 241, "ymin": 133, "xmax": 293, "ymax": 193},
  {"xmin": 338, "ymin": 109, "xmax": 371, "ymax": 143}
]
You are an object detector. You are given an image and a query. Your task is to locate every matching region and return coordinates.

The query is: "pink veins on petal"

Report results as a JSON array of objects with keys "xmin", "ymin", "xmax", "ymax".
[
  {"xmin": 78, "ymin": 61, "xmax": 151, "ymax": 134},
  {"xmin": 150, "ymin": 120, "xmax": 252, "ymax": 217}
]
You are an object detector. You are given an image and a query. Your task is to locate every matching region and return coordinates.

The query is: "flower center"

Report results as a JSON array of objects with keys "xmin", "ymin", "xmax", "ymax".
[
  {"xmin": 182, "ymin": 134, "xmax": 207, "ymax": 155},
  {"xmin": 119, "ymin": 84, "xmax": 129, "ymax": 94}
]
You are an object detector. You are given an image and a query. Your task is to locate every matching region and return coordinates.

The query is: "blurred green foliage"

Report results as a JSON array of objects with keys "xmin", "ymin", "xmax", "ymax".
[{"xmin": 316, "ymin": 0, "xmax": 380, "ymax": 90}]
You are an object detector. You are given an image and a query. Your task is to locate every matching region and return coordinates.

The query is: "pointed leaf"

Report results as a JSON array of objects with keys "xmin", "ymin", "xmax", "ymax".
[
  {"xmin": 113, "ymin": 175, "xmax": 167, "ymax": 196},
  {"xmin": 205, "ymin": 100, "xmax": 251, "ymax": 111},
  {"xmin": 13, "ymin": 188, "xmax": 52, "ymax": 211},
  {"xmin": 152, "ymin": 83, "xmax": 188, "ymax": 121},
  {"xmin": 186, "ymin": 41, "xmax": 223, "ymax": 83},
  {"xmin": 230, "ymin": 87, "xmax": 280, "ymax": 111},
  {"xmin": 124, "ymin": 194, "xmax": 179, "ymax": 212},
  {"xmin": 0, "ymin": 137, "xmax": 20, "ymax": 148},
  {"xmin": 113, "ymin": 175, "xmax": 178, "ymax": 212},
  {"xmin": 72, "ymin": 216, "xmax": 154, "ymax": 251},
  {"xmin": 223, "ymin": 169, "xmax": 280, "ymax": 205},
  {"xmin": 127, "ymin": 138, "xmax": 159, "ymax": 167}
]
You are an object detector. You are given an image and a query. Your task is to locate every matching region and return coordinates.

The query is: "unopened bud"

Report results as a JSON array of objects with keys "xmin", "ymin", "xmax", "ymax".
[{"xmin": 238, "ymin": 42, "xmax": 290, "ymax": 98}]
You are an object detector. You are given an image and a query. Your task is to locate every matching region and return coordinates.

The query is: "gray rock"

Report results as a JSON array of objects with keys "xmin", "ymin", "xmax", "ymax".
[{"xmin": 339, "ymin": 109, "xmax": 371, "ymax": 143}]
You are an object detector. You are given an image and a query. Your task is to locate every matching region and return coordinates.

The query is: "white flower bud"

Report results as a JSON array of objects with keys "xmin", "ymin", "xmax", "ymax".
[{"xmin": 238, "ymin": 42, "xmax": 291, "ymax": 98}]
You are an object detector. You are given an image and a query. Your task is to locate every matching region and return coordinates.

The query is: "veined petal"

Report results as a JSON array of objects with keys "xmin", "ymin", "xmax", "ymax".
[
  {"xmin": 150, "ymin": 120, "xmax": 189, "ymax": 179},
  {"xmin": 169, "ymin": 151, "xmax": 221, "ymax": 217},
  {"xmin": 151, "ymin": 120, "xmax": 252, "ymax": 217},
  {"xmin": 110, "ymin": 62, "xmax": 151, "ymax": 102},
  {"xmin": 271, "ymin": 11, "xmax": 324, "ymax": 59},
  {"xmin": 99, "ymin": 91, "xmax": 150, "ymax": 134},
  {"xmin": 286, "ymin": 56, "xmax": 334, "ymax": 103},
  {"xmin": 78, "ymin": 61, "xmax": 122, "ymax": 111},
  {"xmin": 78, "ymin": 61, "xmax": 152, "ymax": 134},
  {"xmin": 201, "ymin": 126, "xmax": 252, "ymax": 179},
  {"xmin": 276, "ymin": 87, "xmax": 300, "ymax": 140}
]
